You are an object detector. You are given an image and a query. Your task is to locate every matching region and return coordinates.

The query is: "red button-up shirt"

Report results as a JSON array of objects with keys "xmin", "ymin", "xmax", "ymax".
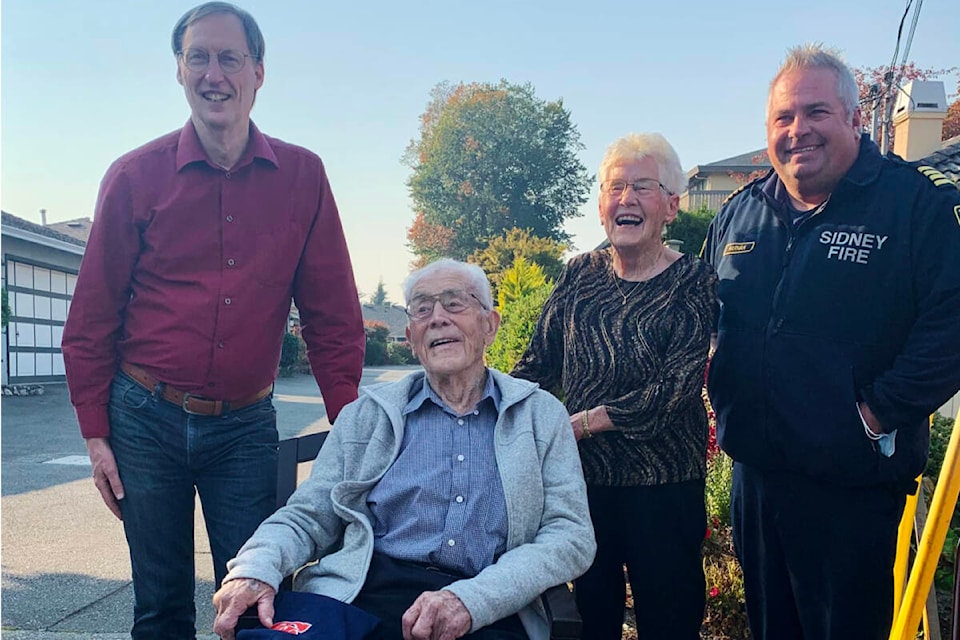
[{"xmin": 62, "ymin": 121, "xmax": 364, "ymax": 438}]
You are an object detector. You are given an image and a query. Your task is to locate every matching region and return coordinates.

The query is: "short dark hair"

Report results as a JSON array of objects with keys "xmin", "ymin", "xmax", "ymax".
[{"xmin": 171, "ymin": 2, "xmax": 265, "ymax": 62}]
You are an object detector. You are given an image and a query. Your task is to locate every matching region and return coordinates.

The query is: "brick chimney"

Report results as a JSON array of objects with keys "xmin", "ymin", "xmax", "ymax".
[{"xmin": 892, "ymin": 80, "xmax": 947, "ymax": 161}]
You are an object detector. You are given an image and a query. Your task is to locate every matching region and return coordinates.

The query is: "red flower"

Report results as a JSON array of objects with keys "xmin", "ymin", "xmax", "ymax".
[{"xmin": 709, "ymin": 587, "xmax": 720, "ymax": 598}]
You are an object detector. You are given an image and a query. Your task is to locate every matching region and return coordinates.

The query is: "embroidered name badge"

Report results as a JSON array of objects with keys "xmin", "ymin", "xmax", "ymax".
[
  {"xmin": 270, "ymin": 621, "xmax": 313, "ymax": 635},
  {"xmin": 723, "ymin": 242, "xmax": 755, "ymax": 256}
]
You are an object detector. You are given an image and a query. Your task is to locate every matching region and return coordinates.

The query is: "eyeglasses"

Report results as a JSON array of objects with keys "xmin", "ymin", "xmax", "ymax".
[
  {"xmin": 602, "ymin": 179, "xmax": 673, "ymax": 197},
  {"xmin": 405, "ymin": 290, "xmax": 488, "ymax": 322},
  {"xmin": 178, "ymin": 48, "xmax": 253, "ymax": 74}
]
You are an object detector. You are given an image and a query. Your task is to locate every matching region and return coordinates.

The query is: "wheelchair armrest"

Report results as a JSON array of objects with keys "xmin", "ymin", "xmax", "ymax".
[{"xmin": 540, "ymin": 582, "xmax": 581, "ymax": 640}]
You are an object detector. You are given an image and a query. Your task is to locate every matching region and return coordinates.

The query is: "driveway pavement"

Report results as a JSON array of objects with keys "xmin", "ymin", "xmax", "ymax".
[{"xmin": 0, "ymin": 367, "xmax": 418, "ymax": 639}]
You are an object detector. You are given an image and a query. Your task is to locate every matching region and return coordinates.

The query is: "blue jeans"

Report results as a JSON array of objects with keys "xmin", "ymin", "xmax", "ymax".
[{"xmin": 108, "ymin": 371, "xmax": 279, "ymax": 640}]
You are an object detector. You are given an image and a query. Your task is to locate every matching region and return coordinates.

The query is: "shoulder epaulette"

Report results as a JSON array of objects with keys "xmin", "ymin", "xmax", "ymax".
[
  {"xmin": 720, "ymin": 169, "xmax": 773, "ymax": 207},
  {"xmin": 916, "ymin": 165, "xmax": 958, "ymax": 189}
]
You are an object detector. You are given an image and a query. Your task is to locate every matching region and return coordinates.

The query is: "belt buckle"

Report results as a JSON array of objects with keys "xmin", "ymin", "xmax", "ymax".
[{"xmin": 181, "ymin": 392, "xmax": 204, "ymax": 416}]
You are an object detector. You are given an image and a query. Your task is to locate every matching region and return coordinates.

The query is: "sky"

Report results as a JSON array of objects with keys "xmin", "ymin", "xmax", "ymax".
[{"xmin": 2, "ymin": 0, "xmax": 958, "ymax": 303}]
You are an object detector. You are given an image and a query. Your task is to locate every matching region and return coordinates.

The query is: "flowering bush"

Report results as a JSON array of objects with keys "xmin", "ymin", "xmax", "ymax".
[
  {"xmin": 701, "ymin": 364, "xmax": 751, "ymax": 639},
  {"xmin": 705, "ymin": 452, "xmax": 734, "ymax": 530},
  {"xmin": 702, "ymin": 522, "xmax": 750, "ymax": 638}
]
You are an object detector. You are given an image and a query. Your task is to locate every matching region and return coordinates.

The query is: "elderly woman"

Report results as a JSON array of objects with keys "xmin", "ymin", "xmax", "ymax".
[
  {"xmin": 213, "ymin": 259, "xmax": 595, "ymax": 640},
  {"xmin": 512, "ymin": 134, "xmax": 718, "ymax": 639}
]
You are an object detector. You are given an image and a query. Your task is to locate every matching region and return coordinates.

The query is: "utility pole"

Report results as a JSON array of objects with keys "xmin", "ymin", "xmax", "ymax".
[{"xmin": 869, "ymin": 84, "xmax": 882, "ymax": 143}]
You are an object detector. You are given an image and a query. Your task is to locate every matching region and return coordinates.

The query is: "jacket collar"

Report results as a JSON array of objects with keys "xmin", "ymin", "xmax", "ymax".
[
  {"xmin": 403, "ymin": 370, "xmax": 502, "ymax": 416},
  {"xmin": 364, "ymin": 369, "xmax": 539, "ymax": 416}
]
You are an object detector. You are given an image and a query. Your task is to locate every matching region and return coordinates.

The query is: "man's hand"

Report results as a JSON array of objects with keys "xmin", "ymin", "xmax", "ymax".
[
  {"xmin": 213, "ymin": 578, "xmax": 276, "ymax": 640},
  {"xmin": 401, "ymin": 589, "xmax": 472, "ymax": 640},
  {"xmin": 858, "ymin": 402, "xmax": 885, "ymax": 435},
  {"xmin": 85, "ymin": 437, "xmax": 124, "ymax": 520}
]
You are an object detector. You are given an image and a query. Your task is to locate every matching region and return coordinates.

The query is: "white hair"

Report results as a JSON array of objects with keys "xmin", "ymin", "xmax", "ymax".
[
  {"xmin": 402, "ymin": 259, "xmax": 494, "ymax": 311},
  {"xmin": 598, "ymin": 133, "xmax": 686, "ymax": 196}
]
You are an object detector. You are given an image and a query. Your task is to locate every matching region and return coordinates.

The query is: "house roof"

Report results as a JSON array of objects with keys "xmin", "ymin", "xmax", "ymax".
[
  {"xmin": 2, "ymin": 211, "xmax": 88, "ymax": 248},
  {"xmin": 921, "ymin": 135, "xmax": 960, "ymax": 183},
  {"xmin": 361, "ymin": 303, "xmax": 409, "ymax": 339},
  {"xmin": 685, "ymin": 148, "xmax": 771, "ymax": 180},
  {"xmin": 46, "ymin": 217, "xmax": 94, "ymax": 243}
]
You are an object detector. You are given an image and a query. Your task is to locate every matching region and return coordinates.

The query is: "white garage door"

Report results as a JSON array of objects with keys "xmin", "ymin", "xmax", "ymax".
[{"xmin": 5, "ymin": 260, "xmax": 77, "ymax": 382}]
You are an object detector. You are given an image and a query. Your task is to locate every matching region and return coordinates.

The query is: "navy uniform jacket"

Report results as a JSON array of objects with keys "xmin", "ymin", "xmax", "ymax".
[{"xmin": 703, "ymin": 137, "xmax": 960, "ymax": 489}]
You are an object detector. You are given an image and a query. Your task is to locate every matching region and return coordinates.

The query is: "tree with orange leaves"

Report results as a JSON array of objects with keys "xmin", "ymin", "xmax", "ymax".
[{"xmin": 854, "ymin": 63, "xmax": 959, "ymax": 151}]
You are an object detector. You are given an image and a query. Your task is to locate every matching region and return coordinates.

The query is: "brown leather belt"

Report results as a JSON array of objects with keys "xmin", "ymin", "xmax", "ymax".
[{"xmin": 120, "ymin": 363, "xmax": 273, "ymax": 416}]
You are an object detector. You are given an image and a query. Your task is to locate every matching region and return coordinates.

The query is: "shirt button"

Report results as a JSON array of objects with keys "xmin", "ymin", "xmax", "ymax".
[
  {"xmin": 455, "ymin": 495, "xmax": 464, "ymax": 503},
  {"xmin": 457, "ymin": 419, "xmax": 464, "ymax": 426},
  {"xmin": 227, "ymin": 259, "xmax": 235, "ymax": 266},
  {"xmin": 457, "ymin": 454, "xmax": 464, "ymax": 462},
  {"xmin": 218, "ymin": 341, "xmax": 225, "ymax": 349},
  {"xmin": 226, "ymin": 215, "xmax": 234, "ymax": 222},
  {"xmin": 473, "ymin": 410, "xmax": 479, "ymax": 415},
  {"xmin": 225, "ymin": 298, "xmax": 232, "ymax": 305},
  {"xmin": 447, "ymin": 539, "xmax": 456, "ymax": 547},
  {"xmin": 224, "ymin": 171, "xmax": 232, "ymax": 179}
]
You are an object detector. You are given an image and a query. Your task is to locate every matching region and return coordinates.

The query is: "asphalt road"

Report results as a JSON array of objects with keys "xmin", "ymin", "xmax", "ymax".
[{"xmin": 0, "ymin": 367, "xmax": 418, "ymax": 638}]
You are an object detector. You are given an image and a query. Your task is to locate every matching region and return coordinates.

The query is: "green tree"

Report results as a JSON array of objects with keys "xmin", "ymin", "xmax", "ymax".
[
  {"xmin": 666, "ymin": 205, "xmax": 715, "ymax": 256},
  {"xmin": 364, "ymin": 321, "xmax": 390, "ymax": 366},
  {"xmin": 279, "ymin": 332, "xmax": 306, "ymax": 376},
  {"xmin": 406, "ymin": 80, "xmax": 592, "ymax": 262},
  {"xmin": 497, "ymin": 257, "xmax": 548, "ymax": 310},
  {"xmin": 486, "ymin": 283, "xmax": 553, "ymax": 373},
  {"xmin": 469, "ymin": 228, "xmax": 567, "ymax": 293},
  {"xmin": 370, "ymin": 278, "xmax": 389, "ymax": 307}
]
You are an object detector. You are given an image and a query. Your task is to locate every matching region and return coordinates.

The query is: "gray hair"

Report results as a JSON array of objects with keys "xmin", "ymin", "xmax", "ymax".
[
  {"xmin": 403, "ymin": 259, "xmax": 494, "ymax": 311},
  {"xmin": 768, "ymin": 44, "xmax": 859, "ymax": 119},
  {"xmin": 171, "ymin": 2, "xmax": 265, "ymax": 62},
  {"xmin": 598, "ymin": 133, "xmax": 686, "ymax": 196}
]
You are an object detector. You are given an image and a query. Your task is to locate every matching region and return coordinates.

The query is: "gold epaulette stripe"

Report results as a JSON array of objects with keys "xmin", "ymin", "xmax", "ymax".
[
  {"xmin": 917, "ymin": 165, "xmax": 955, "ymax": 187},
  {"xmin": 721, "ymin": 182, "xmax": 750, "ymax": 207}
]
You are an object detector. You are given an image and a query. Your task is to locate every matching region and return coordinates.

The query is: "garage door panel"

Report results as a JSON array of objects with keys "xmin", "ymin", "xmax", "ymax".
[{"xmin": 6, "ymin": 260, "xmax": 75, "ymax": 383}]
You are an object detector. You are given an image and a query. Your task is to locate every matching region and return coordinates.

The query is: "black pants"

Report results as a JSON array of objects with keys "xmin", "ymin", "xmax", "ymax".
[
  {"xmin": 576, "ymin": 481, "xmax": 706, "ymax": 640},
  {"xmin": 732, "ymin": 462, "xmax": 906, "ymax": 640},
  {"xmin": 352, "ymin": 553, "xmax": 528, "ymax": 640}
]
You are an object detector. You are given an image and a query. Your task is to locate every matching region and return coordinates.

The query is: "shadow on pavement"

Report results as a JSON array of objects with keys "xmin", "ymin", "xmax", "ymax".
[{"xmin": 1, "ymin": 572, "xmax": 216, "ymax": 635}]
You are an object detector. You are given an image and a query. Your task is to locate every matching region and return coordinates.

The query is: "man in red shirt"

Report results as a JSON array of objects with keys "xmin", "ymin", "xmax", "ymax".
[{"xmin": 60, "ymin": 3, "xmax": 364, "ymax": 638}]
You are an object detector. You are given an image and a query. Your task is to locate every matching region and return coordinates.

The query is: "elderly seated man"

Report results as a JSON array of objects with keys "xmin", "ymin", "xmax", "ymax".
[{"xmin": 212, "ymin": 258, "xmax": 596, "ymax": 640}]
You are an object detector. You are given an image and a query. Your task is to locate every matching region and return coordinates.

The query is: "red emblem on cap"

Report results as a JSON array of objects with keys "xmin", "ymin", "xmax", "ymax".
[{"xmin": 270, "ymin": 620, "xmax": 312, "ymax": 634}]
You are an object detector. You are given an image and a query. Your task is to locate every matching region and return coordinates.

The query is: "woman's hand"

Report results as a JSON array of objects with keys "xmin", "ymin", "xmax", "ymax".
[{"xmin": 570, "ymin": 407, "xmax": 613, "ymax": 440}]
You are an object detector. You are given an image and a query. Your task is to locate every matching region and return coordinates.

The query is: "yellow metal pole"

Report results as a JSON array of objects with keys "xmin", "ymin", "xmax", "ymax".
[
  {"xmin": 890, "ymin": 407, "xmax": 960, "ymax": 640},
  {"xmin": 893, "ymin": 476, "xmax": 921, "ymax": 616}
]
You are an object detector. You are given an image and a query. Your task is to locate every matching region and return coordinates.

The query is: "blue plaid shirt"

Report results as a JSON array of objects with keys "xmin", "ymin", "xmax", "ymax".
[{"xmin": 367, "ymin": 371, "xmax": 508, "ymax": 578}]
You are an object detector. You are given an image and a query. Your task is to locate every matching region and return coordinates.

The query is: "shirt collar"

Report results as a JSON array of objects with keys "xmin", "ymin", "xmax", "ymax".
[
  {"xmin": 403, "ymin": 369, "xmax": 501, "ymax": 417},
  {"xmin": 175, "ymin": 119, "xmax": 279, "ymax": 172}
]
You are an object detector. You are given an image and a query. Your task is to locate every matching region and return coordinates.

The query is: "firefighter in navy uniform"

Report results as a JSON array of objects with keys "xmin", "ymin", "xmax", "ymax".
[{"xmin": 703, "ymin": 44, "xmax": 960, "ymax": 640}]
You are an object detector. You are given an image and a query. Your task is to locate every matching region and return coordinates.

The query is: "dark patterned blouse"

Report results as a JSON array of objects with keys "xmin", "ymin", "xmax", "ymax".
[{"xmin": 512, "ymin": 249, "xmax": 718, "ymax": 487}]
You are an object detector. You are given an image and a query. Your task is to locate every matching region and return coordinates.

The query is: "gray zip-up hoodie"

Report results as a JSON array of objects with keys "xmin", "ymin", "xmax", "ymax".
[{"xmin": 224, "ymin": 369, "xmax": 596, "ymax": 640}]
